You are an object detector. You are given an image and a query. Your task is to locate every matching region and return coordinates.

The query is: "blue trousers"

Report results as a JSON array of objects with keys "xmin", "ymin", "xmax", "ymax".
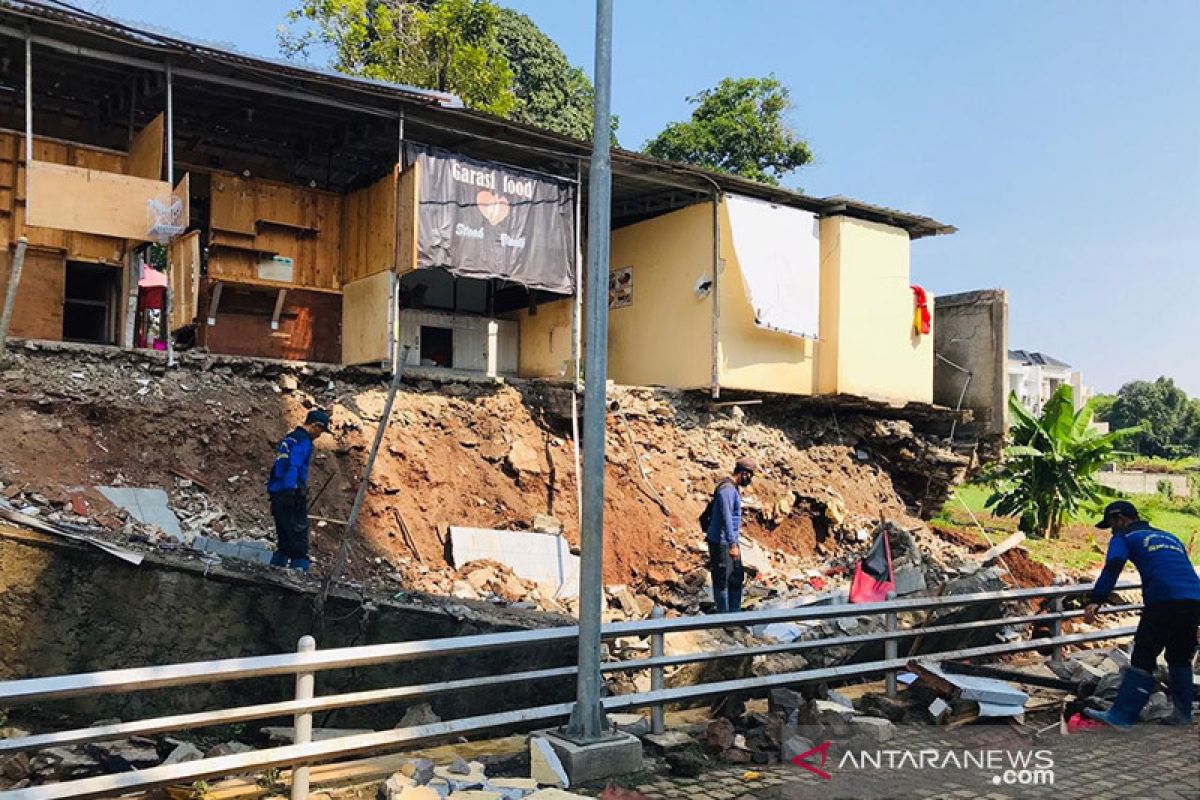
[
  {"xmin": 708, "ymin": 540, "xmax": 744, "ymax": 613},
  {"xmin": 269, "ymin": 491, "xmax": 311, "ymax": 572}
]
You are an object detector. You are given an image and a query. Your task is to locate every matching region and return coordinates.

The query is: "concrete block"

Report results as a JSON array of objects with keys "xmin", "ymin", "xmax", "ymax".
[
  {"xmin": 893, "ymin": 567, "xmax": 927, "ymax": 596},
  {"xmin": 451, "ymin": 527, "xmax": 580, "ymax": 597},
  {"xmin": 539, "ymin": 730, "xmax": 643, "ymax": 787},
  {"xmin": 781, "ymin": 735, "xmax": 815, "ymax": 763},
  {"xmin": 641, "ymin": 730, "xmax": 694, "ymax": 755},
  {"xmin": 848, "ymin": 716, "xmax": 894, "ymax": 744}
]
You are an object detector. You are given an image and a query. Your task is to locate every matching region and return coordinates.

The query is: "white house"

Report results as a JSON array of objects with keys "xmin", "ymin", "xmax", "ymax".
[{"xmin": 1007, "ymin": 350, "xmax": 1092, "ymax": 415}]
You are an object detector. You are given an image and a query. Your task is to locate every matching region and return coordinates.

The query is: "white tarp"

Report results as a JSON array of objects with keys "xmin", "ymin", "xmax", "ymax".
[{"xmin": 724, "ymin": 193, "xmax": 820, "ymax": 339}]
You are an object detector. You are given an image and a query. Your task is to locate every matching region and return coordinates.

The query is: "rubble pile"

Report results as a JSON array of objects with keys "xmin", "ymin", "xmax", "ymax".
[{"xmin": 0, "ymin": 345, "xmax": 987, "ymax": 617}]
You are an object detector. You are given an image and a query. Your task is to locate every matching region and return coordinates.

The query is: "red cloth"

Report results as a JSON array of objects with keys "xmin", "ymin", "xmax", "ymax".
[
  {"xmin": 849, "ymin": 529, "xmax": 895, "ymax": 603},
  {"xmin": 911, "ymin": 285, "xmax": 931, "ymax": 335}
]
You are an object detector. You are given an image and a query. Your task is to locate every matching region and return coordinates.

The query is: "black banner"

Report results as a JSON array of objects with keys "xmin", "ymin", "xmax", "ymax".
[{"xmin": 406, "ymin": 144, "xmax": 576, "ymax": 294}]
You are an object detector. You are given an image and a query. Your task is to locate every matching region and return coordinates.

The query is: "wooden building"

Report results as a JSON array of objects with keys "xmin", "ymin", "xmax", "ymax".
[{"xmin": 0, "ymin": 1, "xmax": 952, "ymax": 392}]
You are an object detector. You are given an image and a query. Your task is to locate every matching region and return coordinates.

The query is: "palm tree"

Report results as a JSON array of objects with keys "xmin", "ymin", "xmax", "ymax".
[{"xmin": 983, "ymin": 385, "xmax": 1139, "ymax": 538}]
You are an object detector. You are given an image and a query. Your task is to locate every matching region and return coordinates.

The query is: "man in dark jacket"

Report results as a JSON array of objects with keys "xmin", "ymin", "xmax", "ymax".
[
  {"xmin": 1083, "ymin": 500, "xmax": 1200, "ymax": 727},
  {"xmin": 705, "ymin": 456, "xmax": 756, "ymax": 613},
  {"xmin": 267, "ymin": 408, "xmax": 330, "ymax": 572}
]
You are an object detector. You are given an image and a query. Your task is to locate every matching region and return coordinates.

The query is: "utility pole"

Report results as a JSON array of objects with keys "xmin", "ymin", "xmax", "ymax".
[{"xmin": 564, "ymin": 0, "xmax": 613, "ymax": 743}]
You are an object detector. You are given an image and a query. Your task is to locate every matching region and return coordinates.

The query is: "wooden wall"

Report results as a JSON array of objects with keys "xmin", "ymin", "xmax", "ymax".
[
  {"xmin": 198, "ymin": 279, "xmax": 341, "ymax": 363},
  {"xmin": 0, "ymin": 249, "xmax": 66, "ymax": 340},
  {"xmin": 0, "ymin": 132, "xmax": 130, "ymax": 265},
  {"xmin": 207, "ymin": 175, "xmax": 344, "ymax": 291},
  {"xmin": 342, "ymin": 168, "xmax": 397, "ymax": 284}
]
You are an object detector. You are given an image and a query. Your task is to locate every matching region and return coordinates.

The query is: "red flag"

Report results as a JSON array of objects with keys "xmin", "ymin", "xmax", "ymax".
[{"xmin": 849, "ymin": 529, "xmax": 895, "ymax": 603}]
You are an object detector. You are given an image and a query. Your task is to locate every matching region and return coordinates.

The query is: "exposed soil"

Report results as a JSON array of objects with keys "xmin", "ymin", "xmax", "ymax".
[{"xmin": 0, "ymin": 342, "xmax": 975, "ymax": 596}]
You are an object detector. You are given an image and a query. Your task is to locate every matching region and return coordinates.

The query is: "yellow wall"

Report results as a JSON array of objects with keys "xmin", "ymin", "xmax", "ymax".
[
  {"xmin": 607, "ymin": 203, "xmax": 713, "ymax": 389},
  {"xmin": 509, "ymin": 296, "xmax": 574, "ymax": 379},
  {"xmin": 715, "ymin": 200, "xmax": 818, "ymax": 394},
  {"xmin": 817, "ymin": 216, "xmax": 933, "ymax": 403}
]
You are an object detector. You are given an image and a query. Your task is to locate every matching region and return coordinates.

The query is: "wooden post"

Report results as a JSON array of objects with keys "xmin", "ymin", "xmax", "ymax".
[{"xmin": 0, "ymin": 237, "xmax": 30, "ymax": 356}]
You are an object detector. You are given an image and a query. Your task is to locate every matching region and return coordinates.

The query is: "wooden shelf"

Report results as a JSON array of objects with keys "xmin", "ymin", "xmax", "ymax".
[
  {"xmin": 256, "ymin": 218, "xmax": 319, "ymax": 236},
  {"xmin": 206, "ymin": 273, "xmax": 342, "ymax": 295}
]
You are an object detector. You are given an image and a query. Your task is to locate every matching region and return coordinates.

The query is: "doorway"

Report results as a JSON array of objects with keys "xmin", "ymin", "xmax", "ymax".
[{"xmin": 63, "ymin": 262, "xmax": 120, "ymax": 344}]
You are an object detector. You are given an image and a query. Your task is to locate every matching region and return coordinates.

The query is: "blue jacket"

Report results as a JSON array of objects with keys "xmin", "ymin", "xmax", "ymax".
[
  {"xmin": 267, "ymin": 427, "xmax": 314, "ymax": 495},
  {"xmin": 1091, "ymin": 521, "xmax": 1200, "ymax": 604},
  {"xmin": 705, "ymin": 480, "xmax": 742, "ymax": 546}
]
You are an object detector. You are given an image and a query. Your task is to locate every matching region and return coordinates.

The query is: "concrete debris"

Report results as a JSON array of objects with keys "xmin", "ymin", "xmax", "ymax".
[
  {"xmin": 530, "ymin": 737, "xmax": 570, "ymax": 788},
  {"xmin": 397, "ymin": 703, "xmax": 442, "ymax": 729},
  {"xmin": 97, "ymin": 487, "xmax": 184, "ymax": 541},
  {"xmin": 160, "ymin": 742, "xmax": 204, "ymax": 765},
  {"xmin": 451, "ymin": 527, "xmax": 581, "ymax": 599}
]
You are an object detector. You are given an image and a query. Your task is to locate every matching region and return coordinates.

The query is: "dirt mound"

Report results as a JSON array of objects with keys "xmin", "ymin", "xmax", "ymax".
[{"xmin": 0, "ymin": 343, "xmax": 975, "ymax": 604}]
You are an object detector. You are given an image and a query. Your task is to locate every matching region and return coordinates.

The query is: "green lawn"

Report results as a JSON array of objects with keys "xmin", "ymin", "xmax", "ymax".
[{"xmin": 934, "ymin": 482, "xmax": 1200, "ymax": 569}]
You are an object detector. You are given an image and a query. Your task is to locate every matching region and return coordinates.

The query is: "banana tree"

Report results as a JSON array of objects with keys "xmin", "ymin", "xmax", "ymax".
[{"xmin": 983, "ymin": 385, "xmax": 1139, "ymax": 538}]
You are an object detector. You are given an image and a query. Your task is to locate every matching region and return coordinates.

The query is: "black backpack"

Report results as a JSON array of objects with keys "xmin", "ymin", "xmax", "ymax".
[{"xmin": 699, "ymin": 478, "xmax": 734, "ymax": 533}]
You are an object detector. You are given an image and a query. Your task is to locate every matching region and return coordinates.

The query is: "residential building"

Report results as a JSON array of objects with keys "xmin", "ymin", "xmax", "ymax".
[
  {"xmin": 0, "ymin": 1, "xmax": 955, "ymax": 407},
  {"xmin": 1007, "ymin": 350, "xmax": 1092, "ymax": 414}
]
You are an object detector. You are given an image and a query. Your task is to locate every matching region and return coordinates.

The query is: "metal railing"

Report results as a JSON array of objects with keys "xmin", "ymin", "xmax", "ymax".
[{"xmin": 0, "ymin": 579, "xmax": 1142, "ymax": 800}]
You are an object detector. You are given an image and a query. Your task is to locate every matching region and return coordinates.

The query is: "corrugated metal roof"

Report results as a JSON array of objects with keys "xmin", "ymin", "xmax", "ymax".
[{"xmin": 0, "ymin": 0, "xmax": 955, "ymax": 238}]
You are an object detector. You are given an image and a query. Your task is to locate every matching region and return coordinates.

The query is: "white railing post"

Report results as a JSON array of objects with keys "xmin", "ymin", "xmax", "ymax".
[
  {"xmin": 884, "ymin": 591, "xmax": 898, "ymax": 699},
  {"xmin": 291, "ymin": 635, "xmax": 316, "ymax": 800},
  {"xmin": 650, "ymin": 605, "xmax": 665, "ymax": 735}
]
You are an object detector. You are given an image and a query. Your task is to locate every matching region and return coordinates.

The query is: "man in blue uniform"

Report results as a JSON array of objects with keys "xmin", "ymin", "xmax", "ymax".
[
  {"xmin": 1083, "ymin": 500, "xmax": 1200, "ymax": 727},
  {"xmin": 267, "ymin": 408, "xmax": 330, "ymax": 572},
  {"xmin": 705, "ymin": 456, "xmax": 756, "ymax": 613}
]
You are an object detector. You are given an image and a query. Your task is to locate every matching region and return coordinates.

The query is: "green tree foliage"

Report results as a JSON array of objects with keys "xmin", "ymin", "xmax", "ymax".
[
  {"xmin": 983, "ymin": 386, "xmax": 1138, "ymax": 538},
  {"xmin": 494, "ymin": 9, "xmax": 593, "ymax": 140},
  {"xmin": 280, "ymin": 0, "xmax": 515, "ymax": 116},
  {"xmin": 643, "ymin": 76, "xmax": 813, "ymax": 185},
  {"xmin": 1091, "ymin": 393, "xmax": 1116, "ymax": 422},
  {"xmin": 279, "ymin": 1, "xmax": 604, "ymax": 135},
  {"xmin": 1108, "ymin": 377, "xmax": 1200, "ymax": 458}
]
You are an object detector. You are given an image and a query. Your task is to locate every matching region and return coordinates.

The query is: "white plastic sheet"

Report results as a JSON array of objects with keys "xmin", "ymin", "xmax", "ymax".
[{"xmin": 724, "ymin": 194, "xmax": 820, "ymax": 339}]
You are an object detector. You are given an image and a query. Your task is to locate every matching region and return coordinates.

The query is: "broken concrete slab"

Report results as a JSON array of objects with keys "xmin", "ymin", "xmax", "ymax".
[
  {"xmin": 192, "ymin": 534, "xmax": 273, "ymax": 566},
  {"xmin": 530, "ymin": 737, "xmax": 569, "ymax": 788},
  {"xmin": 262, "ymin": 726, "xmax": 374, "ymax": 744},
  {"xmin": 160, "ymin": 742, "xmax": 204, "ymax": 765},
  {"xmin": 98, "ymin": 486, "xmax": 183, "ymax": 540},
  {"xmin": 525, "ymin": 790, "xmax": 592, "ymax": 800},
  {"xmin": 486, "ymin": 777, "xmax": 539, "ymax": 800},
  {"xmin": 451, "ymin": 527, "xmax": 581, "ymax": 598},
  {"xmin": 641, "ymin": 731, "xmax": 693, "ymax": 756}
]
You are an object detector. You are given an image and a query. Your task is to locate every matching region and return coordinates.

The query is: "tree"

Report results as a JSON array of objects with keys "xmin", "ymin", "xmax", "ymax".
[
  {"xmin": 494, "ymin": 9, "xmax": 593, "ymax": 140},
  {"xmin": 279, "ymin": 1, "xmax": 604, "ymax": 134},
  {"xmin": 983, "ymin": 386, "xmax": 1138, "ymax": 539},
  {"xmin": 1108, "ymin": 377, "xmax": 1197, "ymax": 457},
  {"xmin": 643, "ymin": 76, "xmax": 813, "ymax": 185},
  {"xmin": 1091, "ymin": 393, "xmax": 1116, "ymax": 423}
]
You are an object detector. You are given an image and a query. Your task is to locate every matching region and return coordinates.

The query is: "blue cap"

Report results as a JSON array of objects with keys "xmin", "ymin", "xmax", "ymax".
[{"xmin": 305, "ymin": 408, "xmax": 331, "ymax": 429}]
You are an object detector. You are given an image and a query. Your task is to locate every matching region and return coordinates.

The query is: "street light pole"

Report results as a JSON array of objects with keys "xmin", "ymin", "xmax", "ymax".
[{"xmin": 564, "ymin": 0, "xmax": 613, "ymax": 743}]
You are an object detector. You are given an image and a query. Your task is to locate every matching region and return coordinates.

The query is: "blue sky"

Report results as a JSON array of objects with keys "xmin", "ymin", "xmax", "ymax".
[{"xmin": 94, "ymin": 0, "xmax": 1200, "ymax": 395}]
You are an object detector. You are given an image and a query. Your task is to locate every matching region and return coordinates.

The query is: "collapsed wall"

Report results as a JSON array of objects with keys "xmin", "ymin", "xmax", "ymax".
[{"xmin": 0, "ymin": 342, "xmax": 976, "ymax": 617}]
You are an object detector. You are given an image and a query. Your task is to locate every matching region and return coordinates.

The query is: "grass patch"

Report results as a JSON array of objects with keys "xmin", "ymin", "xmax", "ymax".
[{"xmin": 934, "ymin": 482, "xmax": 1200, "ymax": 568}]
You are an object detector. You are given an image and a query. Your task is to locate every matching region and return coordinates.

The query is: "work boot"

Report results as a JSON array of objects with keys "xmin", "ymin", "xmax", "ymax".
[
  {"xmin": 1085, "ymin": 667, "xmax": 1155, "ymax": 729},
  {"xmin": 1161, "ymin": 666, "xmax": 1196, "ymax": 725}
]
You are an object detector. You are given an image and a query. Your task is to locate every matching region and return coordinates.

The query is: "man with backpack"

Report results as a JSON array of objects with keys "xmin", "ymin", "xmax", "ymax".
[{"xmin": 702, "ymin": 456, "xmax": 757, "ymax": 613}]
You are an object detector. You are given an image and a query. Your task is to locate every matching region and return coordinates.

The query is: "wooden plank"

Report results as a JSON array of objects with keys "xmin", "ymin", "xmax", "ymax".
[
  {"xmin": 0, "ymin": 249, "xmax": 65, "ymax": 340},
  {"xmin": 127, "ymin": 113, "xmax": 165, "ymax": 180},
  {"xmin": 15, "ymin": 202, "xmax": 68, "ymax": 251},
  {"xmin": 67, "ymin": 232, "xmax": 124, "ymax": 264},
  {"xmin": 314, "ymin": 190, "xmax": 343, "ymax": 290},
  {"xmin": 341, "ymin": 269, "xmax": 393, "ymax": 365},
  {"xmin": 341, "ymin": 168, "xmax": 399, "ymax": 283},
  {"xmin": 171, "ymin": 173, "xmax": 190, "ymax": 232},
  {"xmin": 72, "ymin": 146, "xmax": 128, "ymax": 175},
  {"xmin": 169, "ymin": 230, "xmax": 201, "ymax": 330},
  {"xmin": 25, "ymin": 161, "xmax": 172, "ymax": 241},
  {"xmin": 210, "ymin": 175, "xmax": 256, "ymax": 235},
  {"xmin": 397, "ymin": 161, "xmax": 419, "ymax": 274}
]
